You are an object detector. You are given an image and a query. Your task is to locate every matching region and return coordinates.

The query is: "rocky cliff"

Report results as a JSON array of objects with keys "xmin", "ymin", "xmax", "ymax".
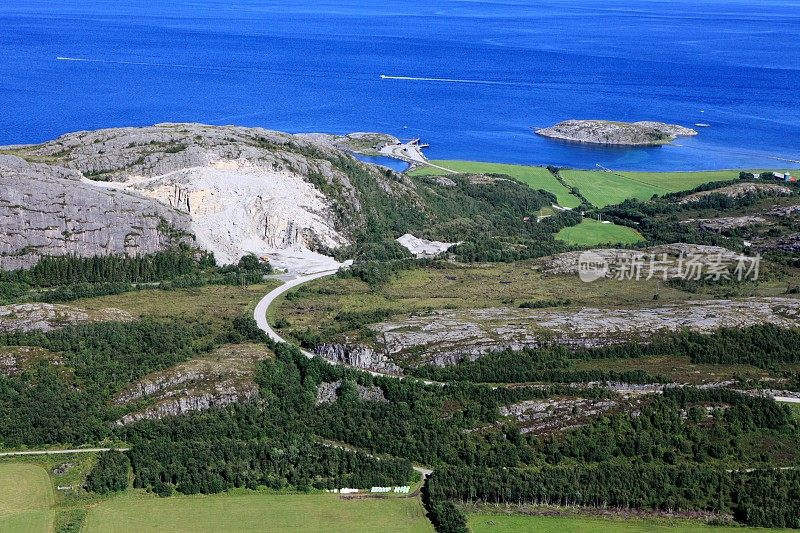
[
  {"xmin": 0, "ymin": 154, "xmax": 192, "ymax": 269},
  {"xmin": 0, "ymin": 124, "xmax": 421, "ymax": 272},
  {"xmin": 535, "ymin": 120, "xmax": 697, "ymax": 146}
]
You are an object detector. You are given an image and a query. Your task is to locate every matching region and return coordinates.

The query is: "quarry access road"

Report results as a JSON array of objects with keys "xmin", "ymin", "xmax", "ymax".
[
  {"xmin": 254, "ymin": 269, "xmax": 340, "ymax": 359},
  {"xmin": 253, "ymin": 270, "xmax": 444, "ymax": 386}
]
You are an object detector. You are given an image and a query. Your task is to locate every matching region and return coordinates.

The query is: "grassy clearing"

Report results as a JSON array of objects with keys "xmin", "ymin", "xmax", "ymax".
[
  {"xmin": 0, "ymin": 510, "xmax": 53, "ymax": 533},
  {"xmin": 0, "ymin": 463, "xmax": 53, "ymax": 516},
  {"xmin": 70, "ymin": 283, "xmax": 278, "ymax": 323},
  {"xmin": 783, "ymin": 403, "xmax": 800, "ymax": 421},
  {"xmin": 467, "ymin": 513, "xmax": 792, "ymax": 532},
  {"xmin": 274, "ymin": 263, "xmax": 701, "ymax": 345},
  {"xmin": 570, "ymin": 356, "xmax": 772, "ymax": 385},
  {"xmin": 558, "ymin": 169, "xmax": 780, "ymax": 208},
  {"xmin": 409, "ymin": 161, "xmax": 581, "ymax": 208},
  {"xmin": 0, "ymin": 463, "xmax": 54, "ymax": 533},
  {"xmin": 555, "ymin": 218, "xmax": 644, "ymax": 246},
  {"xmin": 83, "ymin": 491, "xmax": 433, "ymax": 533}
]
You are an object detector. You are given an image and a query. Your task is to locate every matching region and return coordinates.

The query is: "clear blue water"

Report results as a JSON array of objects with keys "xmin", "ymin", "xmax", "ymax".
[{"xmin": 1, "ymin": 0, "xmax": 798, "ymax": 170}]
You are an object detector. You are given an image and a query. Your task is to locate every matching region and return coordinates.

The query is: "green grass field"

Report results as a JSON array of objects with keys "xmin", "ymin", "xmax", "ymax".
[
  {"xmin": 0, "ymin": 463, "xmax": 54, "ymax": 533},
  {"xmin": 467, "ymin": 513, "xmax": 793, "ymax": 532},
  {"xmin": 83, "ymin": 492, "xmax": 433, "ymax": 533},
  {"xmin": 559, "ymin": 169, "xmax": 762, "ymax": 208},
  {"xmin": 409, "ymin": 161, "xmax": 582, "ymax": 208},
  {"xmin": 555, "ymin": 218, "xmax": 645, "ymax": 246},
  {"xmin": 71, "ymin": 282, "xmax": 279, "ymax": 324}
]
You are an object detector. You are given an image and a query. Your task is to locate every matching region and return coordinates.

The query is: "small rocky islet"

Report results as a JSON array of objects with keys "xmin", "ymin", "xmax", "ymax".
[{"xmin": 535, "ymin": 119, "xmax": 698, "ymax": 146}]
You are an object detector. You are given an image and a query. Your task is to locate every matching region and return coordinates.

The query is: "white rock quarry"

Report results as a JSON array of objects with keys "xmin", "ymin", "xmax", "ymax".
[
  {"xmin": 88, "ymin": 159, "xmax": 347, "ymax": 274},
  {"xmin": 396, "ymin": 233, "xmax": 457, "ymax": 258}
]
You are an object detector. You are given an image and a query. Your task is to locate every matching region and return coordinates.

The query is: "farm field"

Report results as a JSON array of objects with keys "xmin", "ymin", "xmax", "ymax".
[
  {"xmin": 82, "ymin": 492, "xmax": 434, "ymax": 533},
  {"xmin": 555, "ymin": 218, "xmax": 644, "ymax": 246},
  {"xmin": 409, "ymin": 161, "xmax": 582, "ymax": 208},
  {"xmin": 558, "ymin": 169, "xmax": 777, "ymax": 208},
  {"xmin": 0, "ymin": 463, "xmax": 54, "ymax": 533},
  {"xmin": 467, "ymin": 513, "xmax": 794, "ymax": 533}
]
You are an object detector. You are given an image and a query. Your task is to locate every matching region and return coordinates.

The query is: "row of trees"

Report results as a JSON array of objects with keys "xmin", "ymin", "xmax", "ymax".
[
  {"xmin": 128, "ymin": 439, "xmax": 412, "ymax": 495},
  {"xmin": 0, "ymin": 250, "xmax": 273, "ymax": 305},
  {"xmin": 427, "ymin": 465, "xmax": 800, "ymax": 528}
]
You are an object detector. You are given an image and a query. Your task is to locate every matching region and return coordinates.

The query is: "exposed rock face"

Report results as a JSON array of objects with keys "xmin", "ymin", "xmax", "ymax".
[
  {"xmin": 314, "ymin": 344, "xmax": 403, "ymax": 375},
  {"xmin": 315, "ymin": 380, "xmax": 387, "ymax": 406},
  {"xmin": 535, "ymin": 120, "xmax": 697, "ymax": 146},
  {"xmin": 1, "ymin": 124, "xmax": 423, "ymax": 273},
  {"xmin": 768, "ymin": 233, "xmax": 800, "ymax": 253},
  {"xmin": 0, "ymin": 303, "xmax": 133, "ymax": 333},
  {"xmin": 396, "ymin": 233, "xmax": 456, "ymax": 258},
  {"xmin": 0, "ymin": 155, "xmax": 192, "ymax": 269},
  {"xmin": 500, "ymin": 398, "xmax": 620, "ymax": 435},
  {"xmin": 114, "ymin": 343, "xmax": 270, "ymax": 424},
  {"xmin": 370, "ymin": 297, "xmax": 800, "ymax": 367},
  {"xmin": 769, "ymin": 204, "xmax": 800, "ymax": 217},
  {"xmin": 0, "ymin": 346, "xmax": 61, "ymax": 376},
  {"xmin": 679, "ymin": 183, "xmax": 792, "ymax": 204},
  {"xmin": 688, "ymin": 216, "xmax": 767, "ymax": 233}
]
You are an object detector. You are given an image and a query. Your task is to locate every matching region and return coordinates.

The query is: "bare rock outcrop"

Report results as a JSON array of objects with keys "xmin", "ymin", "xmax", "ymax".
[
  {"xmin": 114, "ymin": 343, "xmax": 270, "ymax": 424},
  {"xmin": 0, "ymin": 155, "xmax": 192, "ymax": 269},
  {"xmin": 315, "ymin": 380, "xmax": 387, "ymax": 406},
  {"xmin": 0, "ymin": 303, "xmax": 133, "ymax": 333},
  {"xmin": 0, "ymin": 346, "xmax": 62, "ymax": 376},
  {"xmin": 679, "ymin": 183, "xmax": 792, "ymax": 204},
  {"xmin": 538, "ymin": 244, "xmax": 746, "ymax": 277},
  {"xmin": 314, "ymin": 343, "xmax": 403, "ymax": 375},
  {"xmin": 1, "ymin": 124, "xmax": 424, "ymax": 272},
  {"xmin": 535, "ymin": 120, "xmax": 697, "ymax": 146},
  {"xmin": 687, "ymin": 216, "xmax": 767, "ymax": 233},
  {"xmin": 370, "ymin": 297, "xmax": 800, "ymax": 367}
]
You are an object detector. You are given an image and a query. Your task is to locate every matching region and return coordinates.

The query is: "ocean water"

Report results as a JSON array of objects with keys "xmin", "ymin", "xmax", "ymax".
[{"xmin": 1, "ymin": 0, "xmax": 798, "ymax": 171}]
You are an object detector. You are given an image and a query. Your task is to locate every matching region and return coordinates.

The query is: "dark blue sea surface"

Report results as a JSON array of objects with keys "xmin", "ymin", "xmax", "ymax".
[{"xmin": 1, "ymin": 0, "xmax": 798, "ymax": 170}]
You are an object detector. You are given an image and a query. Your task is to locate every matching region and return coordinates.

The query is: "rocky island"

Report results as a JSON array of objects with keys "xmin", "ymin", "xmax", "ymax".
[{"xmin": 535, "ymin": 119, "xmax": 698, "ymax": 146}]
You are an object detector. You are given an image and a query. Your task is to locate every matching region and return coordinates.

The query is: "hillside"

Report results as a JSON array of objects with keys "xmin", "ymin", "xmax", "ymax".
[{"xmin": 0, "ymin": 124, "xmax": 577, "ymax": 272}]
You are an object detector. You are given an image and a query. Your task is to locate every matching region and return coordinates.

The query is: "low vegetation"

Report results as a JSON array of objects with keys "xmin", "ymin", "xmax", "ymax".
[
  {"xmin": 555, "ymin": 217, "xmax": 645, "ymax": 246},
  {"xmin": 409, "ymin": 161, "xmax": 582, "ymax": 208},
  {"xmin": 82, "ymin": 492, "xmax": 433, "ymax": 533}
]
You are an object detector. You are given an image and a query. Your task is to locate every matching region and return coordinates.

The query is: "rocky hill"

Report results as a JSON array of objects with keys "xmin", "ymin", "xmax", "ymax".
[
  {"xmin": 0, "ymin": 124, "xmax": 422, "ymax": 272},
  {"xmin": 535, "ymin": 120, "xmax": 697, "ymax": 146},
  {"xmin": 1, "ymin": 123, "xmax": 567, "ymax": 273},
  {"xmin": 0, "ymin": 154, "xmax": 192, "ymax": 270}
]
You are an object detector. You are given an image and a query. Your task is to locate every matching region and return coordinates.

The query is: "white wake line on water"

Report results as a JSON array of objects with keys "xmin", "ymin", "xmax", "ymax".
[
  {"xmin": 380, "ymin": 74, "xmax": 518, "ymax": 86},
  {"xmin": 57, "ymin": 56, "xmax": 221, "ymax": 70}
]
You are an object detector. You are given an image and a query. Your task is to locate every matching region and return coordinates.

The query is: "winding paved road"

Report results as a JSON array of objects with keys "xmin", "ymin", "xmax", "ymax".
[
  {"xmin": 254, "ymin": 269, "xmax": 340, "ymax": 358},
  {"xmin": 253, "ymin": 270, "xmax": 443, "ymax": 385}
]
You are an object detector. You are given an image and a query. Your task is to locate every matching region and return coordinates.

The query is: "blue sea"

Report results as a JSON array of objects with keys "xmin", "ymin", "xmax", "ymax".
[{"xmin": 1, "ymin": 0, "xmax": 798, "ymax": 170}]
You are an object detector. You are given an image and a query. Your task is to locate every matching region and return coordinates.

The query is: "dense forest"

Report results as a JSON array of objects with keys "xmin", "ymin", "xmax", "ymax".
[
  {"xmin": 411, "ymin": 324, "xmax": 800, "ymax": 383},
  {"xmin": 0, "ymin": 249, "xmax": 273, "ymax": 304},
  {"xmin": 428, "ymin": 465, "xmax": 800, "ymax": 529}
]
